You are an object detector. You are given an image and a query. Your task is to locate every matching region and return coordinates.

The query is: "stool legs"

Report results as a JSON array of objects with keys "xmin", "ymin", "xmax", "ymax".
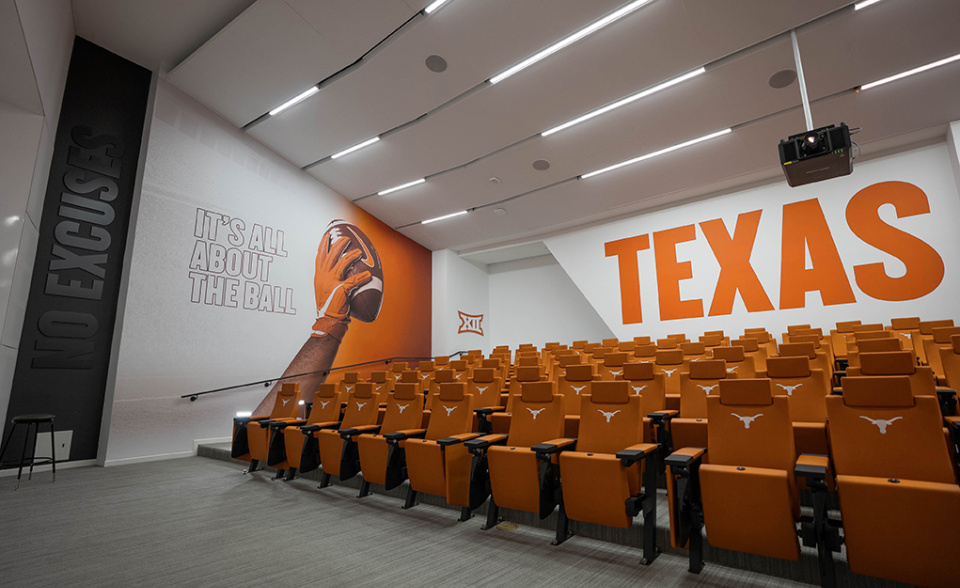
[
  {"xmin": 49, "ymin": 421, "xmax": 56, "ymax": 483},
  {"xmin": 16, "ymin": 421, "xmax": 32, "ymax": 490}
]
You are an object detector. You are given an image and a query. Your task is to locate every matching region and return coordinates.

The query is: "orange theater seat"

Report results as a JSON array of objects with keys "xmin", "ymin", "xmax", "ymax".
[
  {"xmin": 672, "ymin": 359, "xmax": 731, "ymax": 451},
  {"xmin": 623, "ymin": 361, "xmax": 669, "ymax": 449},
  {"xmin": 369, "ymin": 371, "xmax": 393, "ymax": 405},
  {"xmin": 912, "ymin": 319, "xmax": 954, "ymax": 365},
  {"xmin": 653, "ymin": 349, "xmax": 684, "ymax": 409},
  {"xmin": 758, "ymin": 356, "xmax": 829, "ymax": 455},
  {"xmin": 732, "ymin": 337, "xmax": 768, "ymax": 372},
  {"xmin": 711, "ymin": 345, "xmax": 755, "ymax": 378},
  {"xmin": 490, "ymin": 365, "xmax": 546, "ymax": 434},
  {"xmin": 388, "ymin": 361, "xmax": 409, "ymax": 384},
  {"xmin": 337, "ymin": 371, "xmax": 360, "ymax": 397},
  {"xmin": 633, "ymin": 343, "xmax": 657, "ymax": 363},
  {"xmin": 355, "ymin": 383, "xmax": 424, "ymax": 496},
  {"xmin": 557, "ymin": 364, "xmax": 594, "ymax": 438},
  {"xmin": 827, "ymin": 376, "xmax": 960, "ymax": 588},
  {"xmin": 467, "ymin": 367, "xmax": 505, "ymax": 433},
  {"xmin": 316, "ymin": 383, "xmax": 382, "ymax": 488},
  {"xmin": 558, "ymin": 381, "xmax": 662, "ymax": 565},
  {"xmin": 466, "ymin": 381, "xmax": 567, "ymax": 539},
  {"xmin": 231, "ymin": 383, "xmax": 301, "ymax": 477},
  {"xmin": 847, "ymin": 351, "xmax": 957, "ymax": 416},
  {"xmin": 939, "ymin": 335, "xmax": 960, "ymax": 390},
  {"xmin": 597, "ymin": 351, "xmax": 628, "ymax": 381},
  {"xmin": 778, "ymin": 341, "xmax": 833, "ymax": 391},
  {"xmin": 280, "ymin": 383, "xmax": 344, "ymax": 476},
  {"xmin": 665, "ymin": 379, "xmax": 838, "ymax": 586},
  {"xmin": 887, "ymin": 316, "xmax": 920, "ymax": 352},
  {"xmin": 400, "ymin": 383, "xmax": 483, "ymax": 521}
]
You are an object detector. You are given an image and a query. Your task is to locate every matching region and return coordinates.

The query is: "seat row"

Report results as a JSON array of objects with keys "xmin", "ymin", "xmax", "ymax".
[{"xmin": 231, "ymin": 365, "xmax": 960, "ymax": 587}]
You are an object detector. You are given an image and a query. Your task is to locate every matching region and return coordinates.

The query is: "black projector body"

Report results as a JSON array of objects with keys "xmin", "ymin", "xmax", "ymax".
[{"xmin": 779, "ymin": 123, "xmax": 852, "ymax": 187}]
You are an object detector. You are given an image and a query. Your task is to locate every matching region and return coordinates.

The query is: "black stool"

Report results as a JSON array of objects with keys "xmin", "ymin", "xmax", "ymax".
[{"xmin": 0, "ymin": 414, "xmax": 56, "ymax": 490}]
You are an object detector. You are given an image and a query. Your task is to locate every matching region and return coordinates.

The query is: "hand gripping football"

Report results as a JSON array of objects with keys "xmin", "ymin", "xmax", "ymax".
[{"xmin": 321, "ymin": 220, "xmax": 383, "ymax": 322}]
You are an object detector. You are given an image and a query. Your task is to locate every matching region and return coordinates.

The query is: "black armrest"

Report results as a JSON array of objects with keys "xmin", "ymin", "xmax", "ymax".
[
  {"xmin": 339, "ymin": 425, "xmax": 381, "ymax": 440},
  {"xmin": 795, "ymin": 454, "xmax": 829, "ymax": 483},
  {"xmin": 616, "ymin": 444, "xmax": 660, "ymax": 467},
  {"xmin": 833, "ymin": 370, "xmax": 846, "ymax": 379},
  {"xmin": 532, "ymin": 439, "xmax": 577, "ymax": 460},
  {"xmin": 258, "ymin": 419, "xmax": 277, "ymax": 428},
  {"xmin": 233, "ymin": 417, "xmax": 251, "ymax": 426},
  {"xmin": 437, "ymin": 436, "xmax": 466, "ymax": 447},
  {"xmin": 464, "ymin": 435, "xmax": 508, "ymax": 455},
  {"xmin": 270, "ymin": 421, "xmax": 292, "ymax": 430},
  {"xmin": 664, "ymin": 448, "xmax": 706, "ymax": 470},
  {"xmin": 831, "ymin": 387, "xmax": 843, "ymax": 396},
  {"xmin": 474, "ymin": 406, "xmax": 505, "ymax": 416},
  {"xmin": 300, "ymin": 424, "xmax": 322, "ymax": 433},
  {"xmin": 339, "ymin": 428, "xmax": 360, "ymax": 438},
  {"xmin": 383, "ymin": 430, "xmax": 426, "ymax": 444},
  {"xmin": 835, "ymin": 358, "xmax": 848, "ymax": 371},
  {"xmin": 648, "ymin": 411, "xmax": 677, "ymax": 424}
]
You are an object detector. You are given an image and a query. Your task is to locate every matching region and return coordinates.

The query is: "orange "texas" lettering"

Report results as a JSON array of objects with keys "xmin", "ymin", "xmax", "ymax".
[{"xmin": 604, "ymin": 182, "xmax": 944, "ymax": 324}]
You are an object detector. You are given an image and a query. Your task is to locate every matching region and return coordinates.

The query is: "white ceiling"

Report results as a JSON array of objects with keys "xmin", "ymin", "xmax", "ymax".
[{"xmin": 70, "ymin": 0, "xmax": 960, "ymax": 258}]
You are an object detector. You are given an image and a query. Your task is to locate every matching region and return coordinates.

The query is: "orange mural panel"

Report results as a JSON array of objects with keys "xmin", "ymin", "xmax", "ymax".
[
  {"xmin": 654, "ymin": 224, "xmax": 703, "ymax": 321},
  {"xmin": 604, "ymin": 234, "xmax": 650, "ymax": 324},
  {"xmin": 700, "ymin": 210, "xmax": 774, "ymax": 316}
]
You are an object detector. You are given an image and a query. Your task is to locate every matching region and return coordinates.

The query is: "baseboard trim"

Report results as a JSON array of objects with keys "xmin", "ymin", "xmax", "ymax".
[
  {"xmin": 103, "ymin": 451, "xmax": 193, "ymax": 467},
  {"xmin": 193, "ymin": 437, "xmax": 231, "ymax": 455},
  {"xmin": 0, "ymin": 458, "xmax": 97, "ymax": 477}
]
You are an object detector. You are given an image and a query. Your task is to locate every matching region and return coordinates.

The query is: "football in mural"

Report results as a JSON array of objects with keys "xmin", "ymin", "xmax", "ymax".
[{"xmin": 323, "ymin": 220, "xmax": 384, "ymax": 322}]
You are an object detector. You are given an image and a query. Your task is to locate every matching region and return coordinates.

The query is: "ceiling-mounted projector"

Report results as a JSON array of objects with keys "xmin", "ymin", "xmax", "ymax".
[{"xmin": 779, "ymin": 123, "xmax": 852, "ymax": 187}]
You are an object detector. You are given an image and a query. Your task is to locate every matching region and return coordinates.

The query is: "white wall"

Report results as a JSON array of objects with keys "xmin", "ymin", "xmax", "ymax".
[
  {"xmin": 0, "ymin": 0, "xmax": 75, "ymax": 431},
  {"xmin": 546, "ymin": 141, "xmax": 960, "ymax": 341},
  {"xmin": 432, "ymin": 249, "xmax": 489, "ymax": 356},
  {"xmin": 487, "ymin": 254, "xmax": 614, "ymax": 348}
]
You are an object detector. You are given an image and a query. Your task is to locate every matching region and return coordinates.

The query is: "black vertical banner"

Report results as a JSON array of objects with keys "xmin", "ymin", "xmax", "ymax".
[{"xmin": 4, "ymin": 38, "xmax": 151, "ymax": 461}]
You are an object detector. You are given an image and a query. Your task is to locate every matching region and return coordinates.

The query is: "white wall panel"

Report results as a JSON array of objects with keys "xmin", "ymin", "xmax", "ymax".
[{"xmin": 431, "ymin": 249, "xmax": 488, "ymax": 356}]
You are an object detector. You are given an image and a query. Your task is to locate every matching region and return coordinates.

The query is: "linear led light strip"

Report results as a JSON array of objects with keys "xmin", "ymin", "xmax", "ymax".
[
  {"xmin": 424, "ymin": 0, "xmax": 450, "ymax": 14},
  {"xmin": 860, "ymin": 51, "xmax": 960, "ymax": 91},
  {"xmin": 581, "ymin": 128, "xmax": 731, "ymax": 179},
  {"xmin": 331, "ymin": 137, "xmax": 380, "ymax": 159},
  {"xmin": 378, "ymin": 178, "xmax": 425, "ymax": 196},
  {"xmin": 422, "ymin": 210, "xmax": 467, "ymax": 224},
  {"xmin": 489, "ymin": 0, "xmax": 653, "ymax": 85},
  {"xmin": 542, "ymin": 68, "xmax": 705, "ymax": 137},
  {"xmin": 854, "ymin": 0, "xmax": 884, "ymax": 9}
]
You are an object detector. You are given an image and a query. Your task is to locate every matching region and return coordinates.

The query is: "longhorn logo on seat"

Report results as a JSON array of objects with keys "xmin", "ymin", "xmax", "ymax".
[
  {"xmin": 570, "ymin": 385, "xmax": 587, "ymax": 395},
  {"xmin": 355, "ymin": 402, "xmax": 366, "ymax": 410},
  {"xmin": 282, "ymin": 398, "xmax": 291, "ymax": 406},
  {"xmin": 631, "ymin": 385, "xmax": 646, "ymax": 393},
  {"xmin": 732, "ymin": 413, "xmax": 763, "ymax": 429},
  {"xmin": 777, "ymin": 383, "xmax": 802, "ymax": 396},
  {"xmin": 475, "ymin": 385, "xmax": 488, "ymax": 393},
  {"xmin": 697, "ymin": 384, "xmax": 718, "ymax": 394},
  {"xmin": 527, "ymin": 407, "xmax": 546, "ymax": 420},
  {"xmin": 598, "ymin": 409, "xmax": 621, "ymax": 423},
  {"xmin": 443, "ymin": 405, "xmax": 458, "ymax": 416},
  {"xmin": 397, "ymin": 403, "xmax": 409, "ymax": 413},
  {"xmin": 661, "ymin": 368, "xmax": 677, "ymax": 377},
  {"xmin": 860, "ymin": 415, "xmax": 902, "ymax": 434},
  {"xmin": 319, "ymin": 400, "xmax": 330, "ymax": 409}
]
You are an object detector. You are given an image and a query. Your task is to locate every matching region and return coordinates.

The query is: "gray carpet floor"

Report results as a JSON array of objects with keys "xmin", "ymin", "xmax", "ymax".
[{"xmin": 0, "ymin": 455, "xmax": 902, "ymax": 587}]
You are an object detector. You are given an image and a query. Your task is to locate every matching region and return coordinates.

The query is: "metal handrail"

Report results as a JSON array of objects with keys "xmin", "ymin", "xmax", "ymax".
[{"xmin": 181, "ymin": 351, "xmax": 469, "ymax": 401}]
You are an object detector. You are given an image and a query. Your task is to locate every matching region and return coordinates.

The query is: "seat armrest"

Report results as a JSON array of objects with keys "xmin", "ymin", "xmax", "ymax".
[
  {"xmin": 271, "ymin": 419, "xmax": 306, "ymax": 430},
  {"xmin": 835, "ymin": 358, "xmax": 848, "ymax": 371},
  {"xmin": 648, "ymin": 410, "xmax": 678, "ymax": 423},
  {"xmin": 437, "ymin": 433, "xmax": 482, "ymax": 447},
  {"xmin": 831, "ymin": 387, "xmax": 843, "ymax": 396},
  {"xmin": 303, "ymin": 402, "xmax": 312, "ymax": 412},
  {"xmin": 795, "ymin": 453, "xmax": 831, "ymax": 484},
  {"xmin": 340, "ymin": 424, "xmax": 381, "ymax": 440},
  {"xmin": 532, "ymin": 438, "xmax": 577, "ymax": 460},
  {"xmin": 464, "ymin": 434, "xmax": 508, "ymax": 455},
  {"xmin": 946, "ymin": 416, "xmax": 960, "ymax": 431},
  {"xmin": 299, "ymin": 421, "xmax": 340, "ymax": 433},
  {"xmin": 664, "ymin": 447, "xmax": 706, "ymax": 469},
  {"xmin": 384, "ymin": 429, "xmax": 427, "ymax": 444},
  {"xmin": 234, "ymin": 416, "xmax": 261, "ymax": 426},
  {"xmin": 257, "ymin": 419, "xmax": 278, "ymax": 428},
  {"xmin": 616, "ymin": 443, "xmax": 661, "ymax": 466},
  {"xmin": 474, "ymin": 406, "xmax": 506, "ymax": 416},
  {"xmin": 936, "ymin": 388, "xmax": 958, "ymax": 416}
]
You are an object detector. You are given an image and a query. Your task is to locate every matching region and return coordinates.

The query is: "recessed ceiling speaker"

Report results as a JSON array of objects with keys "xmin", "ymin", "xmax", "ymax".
[
  {"xmin": 425, "ymin": 55, "xmax": 448, "ymax": 72},
  {"xmin": 532, "ymin": 159, "xmax": 550, "ymax": 171},
  {"xmin": 779, "ymin": 123, "xmax": 852, "ymax": 187},
  {"xmin": 768, "ymin": 69, "xmax": 797, "ymax": 89}
]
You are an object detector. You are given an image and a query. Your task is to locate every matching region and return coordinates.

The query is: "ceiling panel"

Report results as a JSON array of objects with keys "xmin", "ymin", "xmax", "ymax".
[
  {"xmin": 248, "ymin": 0, "xmax": 633, "ymax": 165},
  {"xmin": 73, "ymin": 0, "xmax": 256, "ymax": 72},
  {"xmin": 0, "ymin": 0, "xmax": 42, "ymax": 115},
  {"xmin": 168, "ymin": 0, "xmax": 420, "ymax": 126}
]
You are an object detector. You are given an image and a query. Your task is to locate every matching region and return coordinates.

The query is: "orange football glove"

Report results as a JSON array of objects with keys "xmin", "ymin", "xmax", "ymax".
[{"xmin": 312, "ymin": 235, "xmax": 372, "ymax": 342}]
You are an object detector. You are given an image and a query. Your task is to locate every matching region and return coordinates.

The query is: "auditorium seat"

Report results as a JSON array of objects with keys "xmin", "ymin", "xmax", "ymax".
[
  {"xmin": 702, "ymin": 330, "xmax": 729, "ymax": 346},
  {"xmin": 633, "ymin": 343, "xmax": 657, "ymax": 363},
  {"xmin": 401, "ymin": 382, "xmax": 484, "ymax": 521},
  {"xmin": 466, "ymin": 381, "xmax": 567, "ymax": 538},
  {"xmin": 389, "ymin": 362, "xmax": 409, "ymax": 383},
  {"xmin": 417, "ymin": 360, "xmax": 437, "ymax": 390},
  {"xmin": 338, "ymin": 372, "xmax": 360, "ymax": 398},
  {"xmin": 673, "ymin": 359, "xmax": 730, "ymax": 450},
  {"xmin": 492, "ymin": 365, "xmax": 547, "ymax": 434},
  {"xmin": 665, "ymin": 378, "xmax": 837, "ymax": 585},
  {"xmin": 939, "ymin": 335, "xmax": 960, "ymax": 390},
  {"xmin": 369, "ymin": 371, "xmax": 393, "ymax": 405},
  {"xmin": 757, "ymin": 356, "xmax": 829, "ymax": 455},
  {"xmin": 449, "ymin": 358, "xmax": 471, "ymax": 382},
  {"xmin": 623, "ymin": 361, "xmax": 668, "ymax": 449},
  {"xmin": 597, "ymin": 351, "xmax": 627, "ymax": 381},
  {"xmin": 886, "ymin": 316, "xmax": 921, "ymax": 352},
  {"xmin": 316, "ymin": 383, "xmax": 381, "ymax": 488},
  {"xmin": 830, "ymin": 320, "xmax": 862, "ymax": 362},
  {"xmin": 827, "ymin": 376, "xmax": 959, "ymax": 587},
  {"xmin": 278, "ymin": 383, "xmax": 343, "ymax": 477},
  {"xmin": 558, "ymin": 364, "xmax": 595, "ymax": 438},
  {"xmin": 557, "ymin": 381, "xmax": 662, "ymax": 564},
  {"xmin": 925, "ymin": 326, "xmax": 960, "ymax": 384},
  {"xmin": 355, "ymin": 382, "xmax": 424, "ymax": 496},
  {"xmin": 654, "ymin": 349, "xmax": 685, "ymax": 408},
  {"xmin": 656, "ymin": 338, "xmax": 678, "ymax": 350},
  {"xmin": 434, "ymin": 355, "xmax": 450, "ymax": 368},
  {"xmin": 467, "ymin": 367, "xmax": 504, "ymax": 433},
  {"xmin": 731, "ymin": 337, "xmax": 768, "ymax": 372},
  {"xmin": 778, "ymin": 342, "xmax": 833, "ymax": 390},
  {"xmin": 698, "ymin": 334, "xmax": 723, "ymax": 350},
  {"xmin": 633, "ymin": 336, "xmax": 652, "ymax": 345},
  {"xmin": 846, "ymin": 351, "xmax": 956, "ymax": 416},
  {"xmin": 231, "ymin": 383, "xmax": 301, "ymax": 476},
  {"xmin": 845, "ymin": 337, "xmax": 903, "ymax": 369},
  {"xmin": 711, "ymin": 345, "xmax": 755, "ymax": 378},
  {"xmin": 744, "ymin": 329, "xmax": 779, "ymax": 358},
  {"xmin": 679, "ymin": 342, "xmax": 707, "ymax": 364},
  {"xmin": 912, "ymin": 319, "xmax": 954, "ymax": 365}
]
